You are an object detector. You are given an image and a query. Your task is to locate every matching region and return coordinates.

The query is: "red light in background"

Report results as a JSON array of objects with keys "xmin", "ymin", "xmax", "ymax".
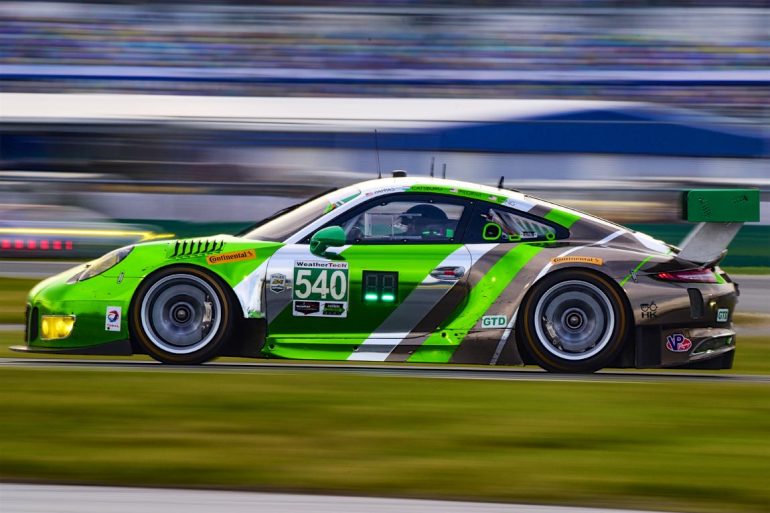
[
  {"xmin": 53, "ymin": 240, "xmax": 62, "ymax": 250},
  {"xmin": 40, "ymin": 240, "xmax": 49, "ymax": 250},
  {"xmin": 27, "ymin": 240, "xmax": 37, "ymax": 250},
  {"xmin": 65, "ymin": 241, "xmax": 73, "ymax": 250},
  {"xmin": 14, "ymin": 240, "xmax": 24, "ymax": 249},
  {"xmin": 1, "ymin": 240, "xmax": 9, "ymax": 249}
]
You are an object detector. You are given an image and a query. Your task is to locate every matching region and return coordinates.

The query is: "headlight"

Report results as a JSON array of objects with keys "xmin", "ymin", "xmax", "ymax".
[
  {"xmin": 41, "ymin": 315, "xmax": 76, "ymax": 340},
  {"xmin": 78, "ymin": 246, "xmax": 133, "ymax": 282}
]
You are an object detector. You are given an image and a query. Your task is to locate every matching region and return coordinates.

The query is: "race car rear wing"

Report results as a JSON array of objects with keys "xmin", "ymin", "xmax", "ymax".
[{"xmin": 677, "ymin": 189, "xmax": 760, "ymax": 265}]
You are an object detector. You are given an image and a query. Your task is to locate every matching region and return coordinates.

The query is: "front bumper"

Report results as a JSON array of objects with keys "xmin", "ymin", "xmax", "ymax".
[
  {"xmin": 20, "ymin": 264, "xmax": 140, "ymax": 354},
  {"xmin": 11, "ymin": 339, "xmax": 133, "ymax": 356}
]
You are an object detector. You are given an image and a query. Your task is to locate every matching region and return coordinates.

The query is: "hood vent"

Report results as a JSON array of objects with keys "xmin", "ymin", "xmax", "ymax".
[{"xmin": 169, "ymin": 238, "xmax": 224, "ymax": 259}]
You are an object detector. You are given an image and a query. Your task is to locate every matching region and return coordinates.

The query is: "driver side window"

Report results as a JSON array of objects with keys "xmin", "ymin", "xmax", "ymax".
[{"xmin": 339, "ymin": 199, "xmax": 465, "ymax": 243}]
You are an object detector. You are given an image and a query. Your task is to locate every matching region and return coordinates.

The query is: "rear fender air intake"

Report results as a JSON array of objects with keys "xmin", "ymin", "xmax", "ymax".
[{"xmin": 687, "ymin": 288, "xmax": 704, "ymax": 319}]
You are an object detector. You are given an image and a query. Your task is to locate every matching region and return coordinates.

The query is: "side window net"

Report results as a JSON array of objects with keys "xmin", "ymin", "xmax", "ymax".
[{"xmin": 481, "ymin": 208, "xmax": 556, "ymax": 242}]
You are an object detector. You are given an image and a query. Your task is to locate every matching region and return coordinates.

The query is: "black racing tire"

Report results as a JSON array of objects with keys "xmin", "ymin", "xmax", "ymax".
[
  {"xmin": 518, "ymin": 269, "xmax": 630, "ymax": 373},
  {"xmin": 130, "ymin": 266, "xmax": 235, "ymax": 364}
]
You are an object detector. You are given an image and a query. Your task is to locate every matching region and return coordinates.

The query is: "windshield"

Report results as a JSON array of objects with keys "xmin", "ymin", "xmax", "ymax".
[{"xmin": 243, "ymin": 186, "xmax": 360, "ymax": 242}]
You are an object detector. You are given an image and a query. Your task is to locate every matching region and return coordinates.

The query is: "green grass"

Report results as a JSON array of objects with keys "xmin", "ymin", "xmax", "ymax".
[
  {"xmin": 1, "ymin": 367, "xmax": 768, "ymax": 513},
  {"xmin": 0, "ymin": 277, "xmax": 39, "ymax": 324},
  {"xmin": 1, "ymin": 328, "xmax": 769, "ymax": 512},
  {"xmin": 728, "ymin": 335, "xmax": 770, "ymax": 374},
  {"xmin": 722, "ymin": 267, "xmax": 770, "ymax": 275}
]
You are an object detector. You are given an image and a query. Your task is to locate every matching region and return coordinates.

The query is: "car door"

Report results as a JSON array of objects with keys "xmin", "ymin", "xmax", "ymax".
[
  {"xmin": 422, "ymin": 200, "xmax": 568, "ymax": 365},
  {"xmin": 264, "ymin": 194, "xmax": 473, "ymax": 361}
]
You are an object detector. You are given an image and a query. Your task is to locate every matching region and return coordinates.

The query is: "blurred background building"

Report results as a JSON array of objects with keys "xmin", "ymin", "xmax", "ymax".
[{"xmin": 0, "ymin": 1, "xmax": 768, "ymax": 264}]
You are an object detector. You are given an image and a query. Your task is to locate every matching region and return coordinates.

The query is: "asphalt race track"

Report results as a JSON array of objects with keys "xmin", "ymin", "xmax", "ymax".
[
  {"xmin": 0, "ymin": 484, "xmax": 675, "ymax": 513},
  {"xmin": 2, "ymin": 357, "xmax": 769, "ymax": 384}
]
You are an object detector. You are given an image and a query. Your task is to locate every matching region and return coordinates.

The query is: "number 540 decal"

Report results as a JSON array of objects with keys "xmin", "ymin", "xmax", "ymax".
[{"xmin": 292, "ymin": 260, "xmax": 349, "ymax": 318}]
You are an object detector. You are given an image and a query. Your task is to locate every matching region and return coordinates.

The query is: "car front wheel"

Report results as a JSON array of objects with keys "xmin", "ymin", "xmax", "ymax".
[{"xmin": 131, "ymin": 267, "xmax": 234, "ymax": 364}]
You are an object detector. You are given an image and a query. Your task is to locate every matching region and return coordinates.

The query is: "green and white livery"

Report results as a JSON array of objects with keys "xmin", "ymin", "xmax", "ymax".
[{"xmin": 15, "ymin": 176, "xmax": 757, "ymax": 373}]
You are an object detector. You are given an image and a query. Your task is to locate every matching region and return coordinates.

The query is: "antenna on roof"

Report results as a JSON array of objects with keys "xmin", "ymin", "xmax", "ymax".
[
  {"xmin": 374, "ymin": 129, "xmax": 382, "ymax": 179},
  {"xmin": 442, "ymin": 163, "xmax": 447, "ymax": 179},
  {"xmin": 498, "ymin": 176, "xmax": 505, "ymax": 189},
  {"xmin": 429, "ymin": 156, "xmax": 435, "ymax": 178}
]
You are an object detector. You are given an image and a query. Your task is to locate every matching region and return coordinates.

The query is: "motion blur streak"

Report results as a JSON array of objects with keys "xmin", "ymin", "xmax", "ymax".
[
  {"xmin": 1, "ymin": 3, "xmax": 768, "ymax": 120},
  {"xmin": 0, "ymin": 484, "xmax": 677, "ymax": 513},
  {"xmin": 0, "ymin": 227, "xmax": 172, "ymax": 240}
]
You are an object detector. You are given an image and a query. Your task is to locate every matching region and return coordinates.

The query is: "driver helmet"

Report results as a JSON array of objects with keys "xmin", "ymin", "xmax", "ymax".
[{"xmin": 400, "ymin": 204, "xmax": 448, "ymax": 235}]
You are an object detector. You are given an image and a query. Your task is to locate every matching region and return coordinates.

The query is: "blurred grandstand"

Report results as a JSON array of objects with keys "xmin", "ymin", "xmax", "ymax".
[{"xmin": 1, "ymin": 2, "xmax": 768, "ymax": 121}]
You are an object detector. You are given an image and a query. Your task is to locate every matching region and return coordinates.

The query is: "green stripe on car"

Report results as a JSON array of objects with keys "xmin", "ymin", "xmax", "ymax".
[
  {"xmin": 265, "ymin": 243, "xmax": 462, "ymax": 360},
  {"xmin": 407, "ymin": 184, "xmax": 508, "ymax": 204},
  {"xmin": 544, "ymin": 208, "xmax": 581, "ymax": 229},
  {"xmin": 619, "ymin": 255, "xmax": 653, "ymax": 287},
  {"xmin": 407, "ymin": 243, "xmax": 543, "ymax": 363}
]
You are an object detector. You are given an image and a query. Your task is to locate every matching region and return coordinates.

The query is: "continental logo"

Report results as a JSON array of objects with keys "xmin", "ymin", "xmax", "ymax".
[
  {"xmin": 550, "ymin": 256, "xmax": 603, "ymax": 266},
  {"xmin": 206, "ymin": 249, "xmax": 257, "ymax": 265}
]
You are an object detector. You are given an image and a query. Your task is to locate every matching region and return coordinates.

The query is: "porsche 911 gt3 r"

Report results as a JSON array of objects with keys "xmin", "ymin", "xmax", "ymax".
[{"xmin": 13, "ymin": 176, "xmax": 759, "ymax": 373}]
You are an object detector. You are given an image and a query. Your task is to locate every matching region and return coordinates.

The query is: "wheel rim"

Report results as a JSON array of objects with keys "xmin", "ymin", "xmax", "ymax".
[
  {"xmin": 533, "ymin": 279, "xmax": 615, "ymax": 361},
  {"xmin": 140, "ymin": 274, "xmax": 222, "ymax": 355}
]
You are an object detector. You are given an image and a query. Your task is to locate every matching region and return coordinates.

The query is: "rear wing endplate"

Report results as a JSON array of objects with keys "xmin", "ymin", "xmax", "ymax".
[{"xmin": 678, "ymin": 189, "xmax": 760, "ymax": 264}]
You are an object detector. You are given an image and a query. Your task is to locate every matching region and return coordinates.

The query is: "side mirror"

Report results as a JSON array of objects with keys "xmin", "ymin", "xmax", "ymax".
[{"xmin": 310, "ymin": 226, "xmax": 346, "ymax": 256}]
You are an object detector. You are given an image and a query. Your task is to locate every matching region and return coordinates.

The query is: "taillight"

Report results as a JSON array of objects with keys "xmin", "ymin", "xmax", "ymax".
[{"xmin": 656, "ymin": 268, "xmax": 718, "ymax": 284}]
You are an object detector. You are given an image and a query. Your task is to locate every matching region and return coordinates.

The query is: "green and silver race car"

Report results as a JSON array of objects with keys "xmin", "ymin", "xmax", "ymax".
[{"xmin": 13, "ymin": 176, "xmax": 758, "ymax": 372}]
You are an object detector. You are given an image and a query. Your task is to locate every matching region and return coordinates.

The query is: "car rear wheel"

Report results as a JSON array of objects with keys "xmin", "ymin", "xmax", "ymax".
[
  {"xmin": 131, "ymin": 267, "xmax": 234, "ymax": 364},
  {"xmin": 519, "ymin": 270, "xmax": 629, "ymax": 373}
]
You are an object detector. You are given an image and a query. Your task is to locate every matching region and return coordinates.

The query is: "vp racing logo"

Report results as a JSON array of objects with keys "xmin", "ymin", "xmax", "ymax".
[{"xmin": 666, "ymin": 333, "xmax": 692, "ymax": 353}]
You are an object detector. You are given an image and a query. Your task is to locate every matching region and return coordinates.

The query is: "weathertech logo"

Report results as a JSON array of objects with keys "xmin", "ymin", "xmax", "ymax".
[
  {"xmin": 206, "ymin": 249, "xmax": 256, "ymax": 265},
  {"xmin": 295, "ymin": 260, "xmax": 348, "ymax": 269},
  {"xmin": 551, "ymin": 256, "xmax": 603, "ymax": 266}
]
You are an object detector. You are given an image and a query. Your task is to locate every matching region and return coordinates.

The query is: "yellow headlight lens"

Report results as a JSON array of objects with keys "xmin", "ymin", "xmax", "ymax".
[{"xmin": 41, "ymin": 315, "xmax": 75, "ymax": 340}]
